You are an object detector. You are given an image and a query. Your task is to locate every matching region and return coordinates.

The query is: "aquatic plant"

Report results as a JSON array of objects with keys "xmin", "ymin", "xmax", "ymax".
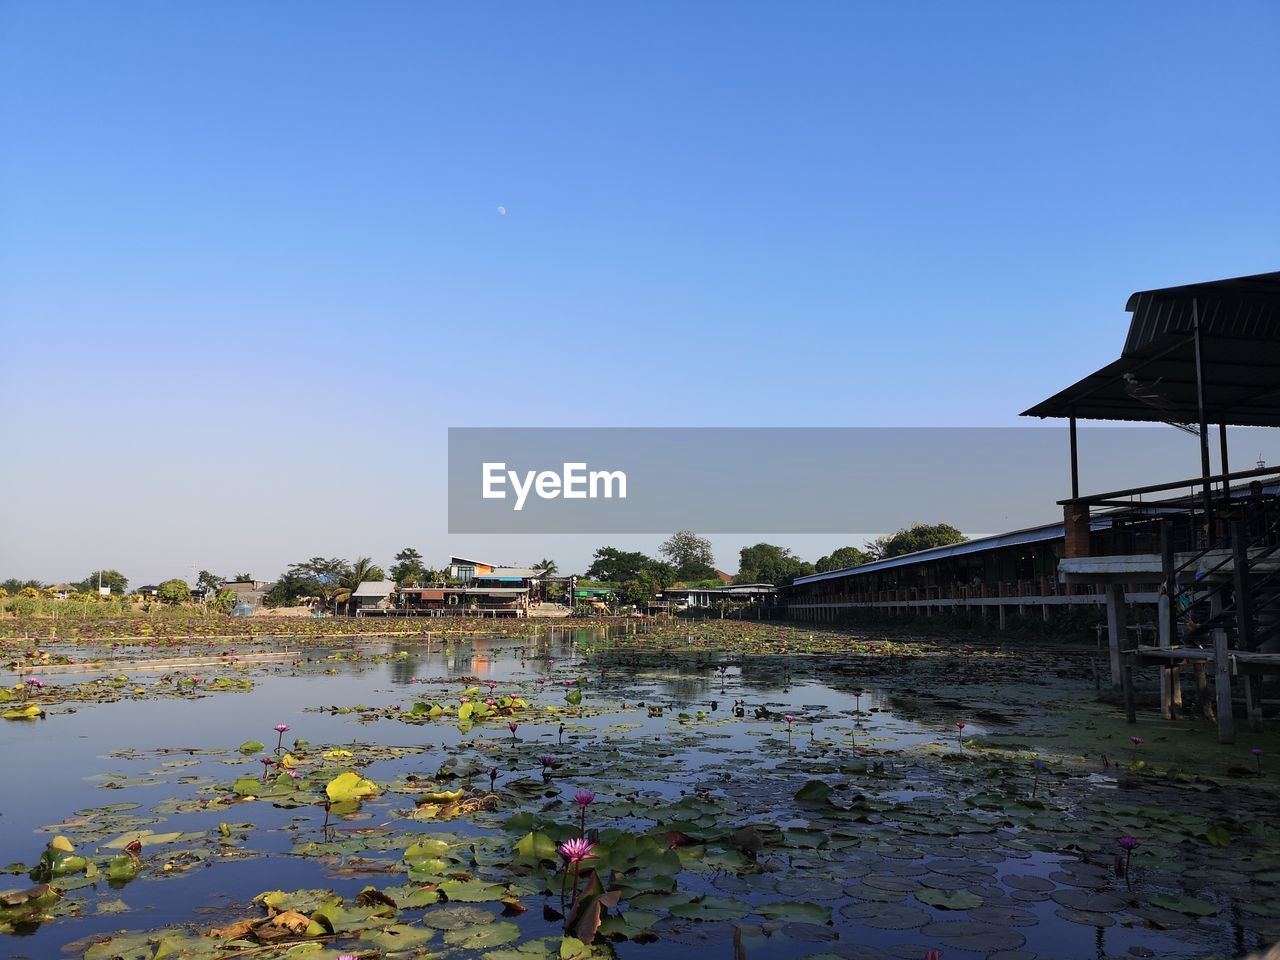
[
  {"xmin": 1252, "ymin": 747, "xmax": 1263, "ymax": 774},
  {"xmin": 956, "ymin": 720, "xmax": 966, "ymax": 748},
  {"xmin": 273, "ymin": 723, "xmax": 290, "ymax": 754},
  {"xmin": 1031, "ymin": 758, "xmax": 1046, "ymax": 798},
  {"xmin": 574, "ymin": 788, "xmax": 595, "ymax": 835},
  {"xmin": 558, "ymin": 836, "xmax": 597, "ymax": 905},
  {"xmin": 508, "ymin": 721, "xmax": 519, "ymax": 740},
  {"xmin": 1117, "ymin": 836, "xmax": 1139, "ymax": 890}
]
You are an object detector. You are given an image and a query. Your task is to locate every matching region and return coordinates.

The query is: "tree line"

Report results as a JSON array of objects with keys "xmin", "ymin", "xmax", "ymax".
[{"xmin": 1, "ymin": 522, "xmax": 965, "ymax": 611}]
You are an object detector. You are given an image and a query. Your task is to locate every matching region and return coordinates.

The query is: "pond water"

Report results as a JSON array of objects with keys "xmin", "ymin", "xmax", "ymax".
[{"xmin": 1, "ymin": 626, "xmax": 1276, "ymax": 960}]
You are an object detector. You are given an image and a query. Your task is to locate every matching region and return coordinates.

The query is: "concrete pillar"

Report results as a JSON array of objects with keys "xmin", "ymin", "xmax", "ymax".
[{"xmin": 1104, "ymin": 584, "xmax": 1127, "ymax": 691}]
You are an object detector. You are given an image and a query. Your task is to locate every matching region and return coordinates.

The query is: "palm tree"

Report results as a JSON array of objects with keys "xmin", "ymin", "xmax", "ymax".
[
  {"xmin": 335, "ymin": 557, "xmax": 386, "ymax": 614},
  {"xmin": 535, "ymin": 558, "xmax": 558, "ymax": 576}
]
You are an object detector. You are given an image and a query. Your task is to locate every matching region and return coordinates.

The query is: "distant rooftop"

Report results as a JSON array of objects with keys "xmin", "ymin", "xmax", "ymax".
[{"xmin": 352, "ymin": 581, "xmax": 395, "ymax": 598}]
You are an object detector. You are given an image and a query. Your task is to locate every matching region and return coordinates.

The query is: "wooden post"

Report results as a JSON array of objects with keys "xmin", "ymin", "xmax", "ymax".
[
  {"xmin": 1195, "ymin": 661, "xmax": 1215, "ymax": 721},
  {"xmin": 1157, "ymin": 592, "xmax": 1173, "ymax": 719},
  {"xmin": 1104, "ymin": 583, "xmax": 1127, "ymax": 691},
  {"xmin": 1122, "ymin": 654, "xmax": 1137, "ymax": 724},
  {"xmin": 1158, "ymin": 523, "xmax": 1176, "ymax": 719},
  {"xmin": 1230, "ymin": 521, "xmax": 1263, "ymax": 732},
  {"xmin": 1213, "ymin": 626, "xmax": 1234, "ymax": 743}
]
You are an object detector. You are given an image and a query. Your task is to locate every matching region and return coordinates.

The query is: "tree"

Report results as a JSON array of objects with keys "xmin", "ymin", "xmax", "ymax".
[
  {"xmin": 636, "ymin": 560, "xmax": 678, "ymax": 592},
  {"xmin": 157, "ymin": 579, "xmax": 192, "ymax": 605},
  {"xmin": 815, "ymin": 545, "xmax": 872, "ymax": 573},
  {"xmin": 735, "ymin": 544, "xmax": 814, "ymax": 586},
  {"xmin": 618, "ymin": 579, "xmax": 653, "ymax": 608},
  {"xmin": 268, "ymin": 557, "xmax": 352, "ymax": 612},
  {"xmin": 77, "ymin": 570, "xmax": 129, "ymax": 594},
  {"xmin": 389, "ymin": 548, "xmax": 426, "ymax": 586},
  {"xmin": 585, "ymin": 547, "xmax": 652, "ymax": 583},
  {"xmin": 658, "ymin": 532, "xmax": 716, "ymax": 580},
  {"xmin": 196, "ymin": 570, "xmax": 224, "ymax": 594},
  {"xmin": 2, "ymin": 578, "xmax": 45, "ymax": 594},
  {"xmin": 336, "ymin": 557, "xmax": 386, "ymax": 612},
  {"xmin": 208, "ymin": 588, "xmax": 237, "ymax": 614},
  {"xmin": 264, "ymin": 570, "xmax": 314, "ymax": 608},
  {"xmin": 534, "ymin": 558, "xmax": 558, "ymax": 575},
  {"xmin": 232, "ymin": 572, "xmax": 254, "ymax": 582},
  {"xmin": 866, "ymin": 523, "xmax": 966, "ymax": 560}
]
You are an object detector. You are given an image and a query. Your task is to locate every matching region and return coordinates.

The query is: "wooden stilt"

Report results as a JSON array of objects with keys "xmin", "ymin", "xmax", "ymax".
[
  {"xmin": 1157, "ymin": 592, "xmax": 1173, "ymax": 719},
  {"xmin": 1121, "ymin": 654, "xmax": 1137, "ymax": 724},
  {"xmin": 1195, "ymin": 662, "xmax": 1215, "ymax": 720},
  {"xmin": 1245, "ymin": 673, "xmax": 1263, "ymax": 733},
  {"xmin": 1213, "ymin": 626, "xmax": 1235, "ymax": 743}
]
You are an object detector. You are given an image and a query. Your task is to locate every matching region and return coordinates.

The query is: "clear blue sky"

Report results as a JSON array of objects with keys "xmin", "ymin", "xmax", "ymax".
[{"xmin": 2, "ymin": 2, "xmax": 1277, "ymax": 584}]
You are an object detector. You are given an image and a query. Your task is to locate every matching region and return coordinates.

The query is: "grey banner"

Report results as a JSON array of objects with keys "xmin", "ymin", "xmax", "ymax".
[{"xmin": 448, "ymin": 427, "xmax": 1278, "ymax": 534}]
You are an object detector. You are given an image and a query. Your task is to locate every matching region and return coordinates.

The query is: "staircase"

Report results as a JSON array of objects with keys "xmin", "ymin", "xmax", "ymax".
[{"xmin": 1128, "ymin": 517, "xmax": 1280, "ymax": 741}]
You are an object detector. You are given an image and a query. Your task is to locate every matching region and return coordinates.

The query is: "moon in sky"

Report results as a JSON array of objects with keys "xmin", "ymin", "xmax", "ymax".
[{"xmin": 497, "ymin": 206, "xmax": 507, "ymax": 216}]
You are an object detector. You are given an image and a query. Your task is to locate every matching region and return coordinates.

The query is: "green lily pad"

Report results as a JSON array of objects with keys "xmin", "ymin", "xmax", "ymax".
[
  {"xmin": 443, "ymin": 920, "xmax": 521, "ymax": 949},
  {"xmin": 915, "ymin": 887, "xmax": 983, "ymax": 910},
  {"xmin": 756, "ymin": 900, "xmax": 833, "ymax": 923},
  {"xmin": 1147, "ymin": 893, "xmax": 1219, "ymax": 917}
]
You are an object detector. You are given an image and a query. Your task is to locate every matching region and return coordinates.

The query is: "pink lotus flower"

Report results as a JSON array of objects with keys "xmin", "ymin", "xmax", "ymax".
[
  {"xmin": 1117, "ymin": 836, "xmax": 1139, "ymax": 851},
  {"xmin": 557, "ymin": 837, "xmax": 597, "ymax": 864},
  {"xmin": 1130, "ymin": 736, "xmax": 1144, "ymax": 746},
  {"xmin": 574, "ymin": 789, "xmax": 595, "ymax": 807},
  {"xmin": 274, "ymin": 723, "xmax": 290, "ymax": 733}
]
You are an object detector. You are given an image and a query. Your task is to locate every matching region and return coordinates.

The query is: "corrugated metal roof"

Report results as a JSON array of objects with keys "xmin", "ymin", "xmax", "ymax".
[
  {"xmin": 1123, "ymin": 271, "xmax": 1280, "ymax": 353},
  {"xmin": 1022, "ymin": 271, "xmax": 1280, "ymax": 427},
  {"xmin": 352, "ymin": 581, "xmax": 395, "ymax": 597},
  {"xmin": 792, "ymin": 523, "xmax": 1065, "ymax": 587}
]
